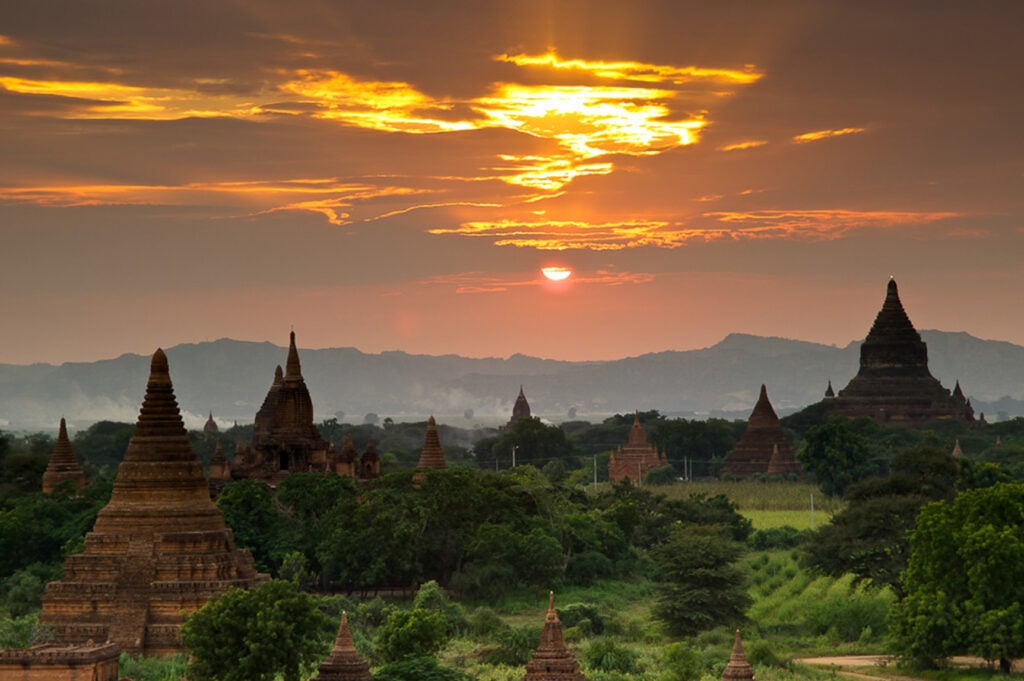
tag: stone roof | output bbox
[312,612,371,681]
[39,349,266,655]
[42,417,85,494]
[722,385,799,478]
[721,630,755,681]
[522,592,588,681]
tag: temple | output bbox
[0,642,120,681]
[42,417,86,494]
[203,411,219,435]
[607,413,667,484]
[231,332,331,482]
[503,386,533,430]
[722,385,799,478]
[522,592,588,681]
[721,630,755,681]
[414,416,447,480]
[817,279,975,424]
[39,349,266,656]
[312,612,371,681]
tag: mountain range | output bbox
[3,331,1024,432]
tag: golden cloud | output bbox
[718,140,768,152]
[704,209,959,238]
[792,127,865,143]
[499,51,761,85]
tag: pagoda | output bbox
[233,331,330,481]
[820,279,974,424]
[42,417,86,494]
[202,412,218,435]
[311,612,371,681]
[361,438,380,480]
[522,592,587,681]
[721,630,755,681]
[607,413,667,484]
[39,349,266,656]
[502,386,533,430]
[414,416,447,480]
[722,385,799,478]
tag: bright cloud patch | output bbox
[792,127,865,143]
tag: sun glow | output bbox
[541,266,573,281]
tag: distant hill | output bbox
[3,331,1024,432]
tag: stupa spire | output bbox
[522,592,587,680]
[285,330,302,381]
[416,416,447,472]
[721,630,754,681]
[42,417,86,494]
[312,611,371,681]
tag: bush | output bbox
[0,613,48,648]
[557,602,605,635]
[748,527,810,551]
[466,607,508,640]
[566,551,615,585]
[376,608,449,663]
[746,639,789,668]
[119,654,190,681]
[374,656,471,681]
[479,625,538,666]
[657,642,703,681]
[584,638,641,674]
[644,466,679,485]
[805,593,891,642]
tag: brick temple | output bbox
[502,385,532,430]
[607,413,667,484]
[522,593,588,681]
[722,385,799,478]
[312,611,371,681]
[39,349,266,656]
[817,279,975,424]
[42,417,86,494]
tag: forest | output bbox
[1,411,1024,680]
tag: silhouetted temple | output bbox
[312,611,371,681]
[607,413,667,484]
[503,385,532,430]
[414,416,447,481]
[721,630,755,681]
[722,385,799,478]
[42,417,86,494]
[522,593,588,681]
[818,279,975,424]
[202,411,218,435]
[232,332,330,482]
[39,349,265,655]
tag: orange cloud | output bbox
[792,127,865,143]
[704,209,959,238]
[718,140,768,151]
[429,219,676,251]
[500,51,762,85]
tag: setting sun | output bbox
[541,266,573,281]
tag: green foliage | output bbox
[0,612,48,648]
[652,525,751,637]
[485,417,576,470]
[804,593,891,642]
[216,479,298,574]
[803,447,960,592]
[749,527,810,551]
[119,654,190,681]
[657,642,703,681]
[584,637,642,673]
[414,580,467,636]
[181,580,332,681]
[1,562,63,616]
[643,465,678,485]
[374,656,472,681]
[557,602,605,635]
[798,418,881,496]
[71,421,134,469]
[376,607,450,663]
[895,482,1024,671]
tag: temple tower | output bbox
[311,612,371,681]
[42,418,86,494]
[607,413,667,484]
[722,385,799,478]
[415,416,448,477]
[361,438,380,480]
[522,592,588,681]
[823,279,975,423]
[202,412,219,436]
[721,630,755,681]
[39,349,266,656]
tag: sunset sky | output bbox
[3,1,1022,364]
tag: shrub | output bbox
[557,602,605,635]
[657,642,703,681]
[748,527,810,551]
[374,656,471,681]
[805,593,891,642]
[584,638,641,674]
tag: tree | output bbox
[798,417,880,496]
[803,447,960,592]
[375,607,449,663]
[652,525,750,637]
[895,483,1024,672]
[216,480,298,574]
[181,580,332,681]
[373,656,471,681]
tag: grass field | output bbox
[743,509,830,530]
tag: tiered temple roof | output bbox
[42,417,86,494]
[416,416,448,473]
[522,593,588,681]
[824,279,974,424]
[312,612,371,681]
[608,413,667,484]
[722,385,799,478]
[502,386,533,431]
[39,349,266,656]
[234,332,329,481]
[203,412,218,435]
[721,630,755,681]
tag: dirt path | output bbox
[798,655,1021,677]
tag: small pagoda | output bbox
[502,386,533,430]
[42,417,86,494]
[522,592,588,681]
[819,279,975,424]
[607,413,667,484]
[312,612,371,681]
[721,630,755,681]
[413,416,447,481]
[722,385,799,478]
[39,349,266,655]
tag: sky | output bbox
[2,0,1022,365]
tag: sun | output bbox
[541,266,573,281]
